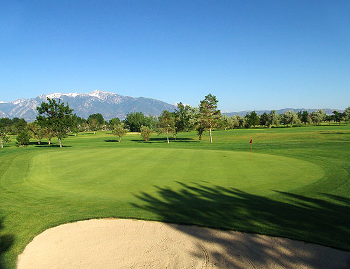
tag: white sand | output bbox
[17,219,350,269]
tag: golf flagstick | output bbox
[250,139,253,161]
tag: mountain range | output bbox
[0,90,343,122]
[0,90,176,122]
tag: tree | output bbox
[344,107,350,122]
[124,112,147,132]
[281,111,299,127]
[218,114,233,130]
[259,112,269,127]
[0,129,10,148]
[112,123,128,142]
[87,113,105,126]
[12,118,27,135]
[249,111,260,128]
[70,115,80,136]
[37,98,74,148]
[231,115,241,129]
[109,118,121,129]
[87,113,105,134]
[158,110,175,143]
[140,125,153,141]
[28,122,45,144]
[300,111,311,126]
[42,126,55,145]
[88,118,99,134]
[333,111,343,125]
[199,94,221,143]
[16,130,31,147]
[311,110,326,126]
[174,102,196,132]
[268,110,280,127]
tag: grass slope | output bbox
[0,126,349,268]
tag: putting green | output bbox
[25,148,324,199]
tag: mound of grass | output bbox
[0,126,349,268]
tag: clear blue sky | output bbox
[1,0,349,112]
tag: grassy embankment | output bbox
[0,125,349,268]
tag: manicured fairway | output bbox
[0,126,349,268]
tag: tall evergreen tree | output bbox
[199,94,220,143]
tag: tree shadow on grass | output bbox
[0,219,14,269]
[132,137,199,143]
[132,182,350,268]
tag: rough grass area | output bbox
[0,125,349,268]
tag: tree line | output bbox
[0,94,349,148]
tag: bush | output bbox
[140,126,152,141]
[16,130,31,147]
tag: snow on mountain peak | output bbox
[46,93,63,99]
[88,90,114,100]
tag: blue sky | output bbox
[1,0,349,112]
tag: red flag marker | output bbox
[250,139,253,160]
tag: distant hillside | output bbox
[224,108,343,117]
[0,90,176,122]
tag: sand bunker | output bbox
[17,219,350,269]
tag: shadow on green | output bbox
[131,137,199,143]
[0,219,14,269]
[132,182,350,267]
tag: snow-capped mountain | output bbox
[0,90,175,122]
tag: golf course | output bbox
[0,125,350,268]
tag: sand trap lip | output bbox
[17,218,350,269]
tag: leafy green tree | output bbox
[109,118,121,129]
[140,125,153,141]
[124,112,147,132]
[28,122,45,144]
[250,111,260,127]
[87,113,105,125]
[244,111,259,128]
[218,114,233,130]
[281,111,299,127]
[70,115,80,136]
[333,110,343,125]
[0,129,10,148]
[87,113,105,133]
[231,115,240,129]
[12,118,27,134]
[268,110,280,127]
[37,98,74,148]
[300,111,311,126]
[0,118,12,129]
[259,112,269,127]
[112,123,128,142]
[325,115,333,125]
[311,110,326,126]
[199,94,221,143]
[43,126,55,145]
[88,118,99,134]
[144,115,158,130]
[158,110,175,143]
[344,107,350,122]
[195,121,206,140]
[174,102,196,132]
[16,130,31,147]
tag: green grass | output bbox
[0,126,350,268]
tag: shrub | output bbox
[140,125,152,141]
[16,130,31,147]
